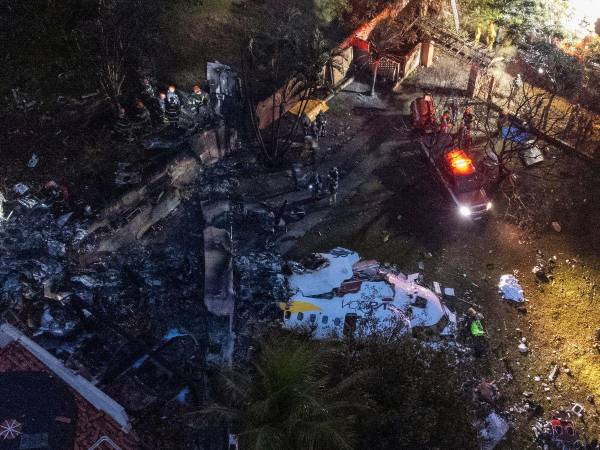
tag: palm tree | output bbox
[194,337,356,450]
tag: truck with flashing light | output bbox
[411,94,492,220]
[420,135,492,220]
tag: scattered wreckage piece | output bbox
[202,200,235,364]
[533,416,582,449]
[86,155,202,253]
[203,201,234,318]
[479,412,509,450]
[281,248,457,339]
[498,275,524,303]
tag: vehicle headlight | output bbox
[486,202,493,210]
[459,205,472,217]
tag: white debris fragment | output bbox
[14,183,29,195]
[548,365,559,382]
[71,275,98,288]
[56,212,73,227]
[433,281,442,294]
[551,221,562,232]
[479,412,509,450]
[518,343,529,354]
[443,287,455,297]
[498,274,524,303]
[288,248,359,296]
[28,153,39,168]
[572,403,584,417]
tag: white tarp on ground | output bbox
[498,274,524,303]
[288,248,359,297]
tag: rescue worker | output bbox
[302,115,312,137]
[439,110,451,134]
[564,103,581,137]
[496,110,509,137]
[142,77,156,99]
[486,21,496,51]
[508,74,523,108]
[315,111,327,139]
[327,167,339,206]
[474,24,482,45]
[463,105,474,130]
[156,92,168,124]
[133,99,151,131]
[166,85,180,106]
[513,74,523,89]
[449,98,459,125]
[456,123,472,150]
[310,172,323,200]
[189,84,209,115]
[165,94,181,126]
[114,107,133,142]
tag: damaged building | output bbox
[0,323,140,450]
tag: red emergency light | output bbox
[446,149,475,175]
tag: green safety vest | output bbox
[470,320,485,337]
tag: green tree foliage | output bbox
[242,7,336,164]
[314,0,351,23]
[0,0,196,98]
[1,0,98,95]
[207,336,356,450]
[528,41,583,94]
[459,0,568,43]
[204,330,478,450]
[329,331,478,450]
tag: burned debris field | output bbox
[1,0,600,449]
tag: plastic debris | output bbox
[498,275,524,302]
[163,328,187,341]
[176,386,190,404]
[28,153,39,168]
[71,275,98,288]
[518,342,529,354]
[56,212,73,227]
[47,240,66,257]
[548,365,559,382]
[479,412,509,450]
[13,183,29,195]
[571,403,584,417]
[551,221,561,232]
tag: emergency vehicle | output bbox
[422,139,492,219]
[411,94,492,220]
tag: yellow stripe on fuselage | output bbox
[278,301,322,313]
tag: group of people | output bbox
[113,78,212,142]
[302,111,327,141]
[436,100,476,150]
[309,166,340,205]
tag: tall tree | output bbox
[241,8,337,165]
[197,336,356,450]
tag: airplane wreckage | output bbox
[279,248,457,339]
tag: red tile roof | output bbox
[0,327,141,450]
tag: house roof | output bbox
[0,323,140,450]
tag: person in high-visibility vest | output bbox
[474,24,482,45]
[486,21,497,51]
